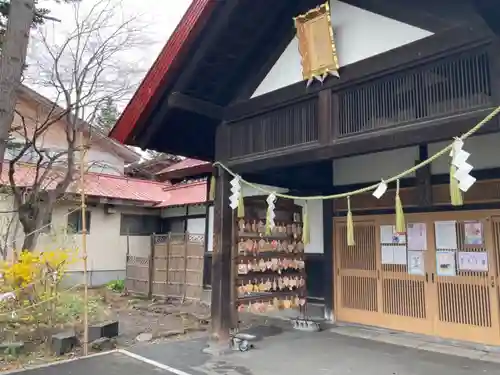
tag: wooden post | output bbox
[318,89,333,145]
[148,234,155,299]
[79,132,89,356]
[210,166,233,343]
[416,145,432,207]
[323,198,334,321]
[183,232,189,302]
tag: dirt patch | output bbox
[0,288,211,372]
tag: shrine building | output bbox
[111,0,500,346]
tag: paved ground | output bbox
[8,317,500,375]
[7,352,175,375]
[127,322,500,375]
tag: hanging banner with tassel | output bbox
[346,196,355,246]
[302,201,310,245]
[209,175,216,201]
[394,179,406,234]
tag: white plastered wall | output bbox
[252,0,432,98]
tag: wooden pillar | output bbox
[322,198,334,321]
[318,89,333,144]
[321,160,335,322]
[210,166,233,343]
[416,144,432,207]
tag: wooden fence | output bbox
[125,233,205,300]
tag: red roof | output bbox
[1,163,207,207]
[156,158,210,175]
[157,181,208,207]
[109,0,215,144]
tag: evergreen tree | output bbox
[96,96,120,133]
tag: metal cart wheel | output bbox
[238,340,250,352]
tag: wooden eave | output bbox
[109,0,480,161]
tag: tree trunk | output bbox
[0,0,35,176]
[21,229,38,252]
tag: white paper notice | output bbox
[408,251,425,276]
[393,245,407,265]
[381,245,394,264]
[436,250,456,276]
[407,223,427,251]
[458,251,488,272]
[434,221,458,250]
[380,225,406,244]
[380,225,395,244]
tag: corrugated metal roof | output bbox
[1,163,207,207]
[156,158,210,175]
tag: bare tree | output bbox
[5,0,145,251]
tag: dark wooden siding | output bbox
[228,98,318,158]
[337,47,492,136]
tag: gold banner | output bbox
[294,2,339,84]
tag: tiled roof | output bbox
[156,158,210,175]
[1,163,206,207]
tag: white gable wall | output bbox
[252,0,433,98]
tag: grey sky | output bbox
[30,0,193,108]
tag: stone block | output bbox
[51,331,77,356]
[0,342,24,355]
[90,337,115,351]
[88,321,119,342]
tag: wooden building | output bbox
[111,0,500,345]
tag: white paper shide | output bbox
[450,138,476,192]
[229,176,242,210]
[266,193,277,230]
[372,180,388,199]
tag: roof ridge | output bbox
[86,171,171,186]
[163,179,207,191]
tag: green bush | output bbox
[106,279,125,293]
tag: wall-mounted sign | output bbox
[294,2,339,85]
[458,251,488,272]
[464,221,483,245]
[436,250,456,276]
[408,250,425,276]
[380,225,406,244]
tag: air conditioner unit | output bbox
[104,205,117,215]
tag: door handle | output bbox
[431,273,435,283]
[491,276,495,288]
[377,270,380,280]
[425,272,428,282]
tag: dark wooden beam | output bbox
[473,0,500,36]
[228,108,499,173]
[168,92,223,120]
[174,1,242,94]
[138,1,236,149]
